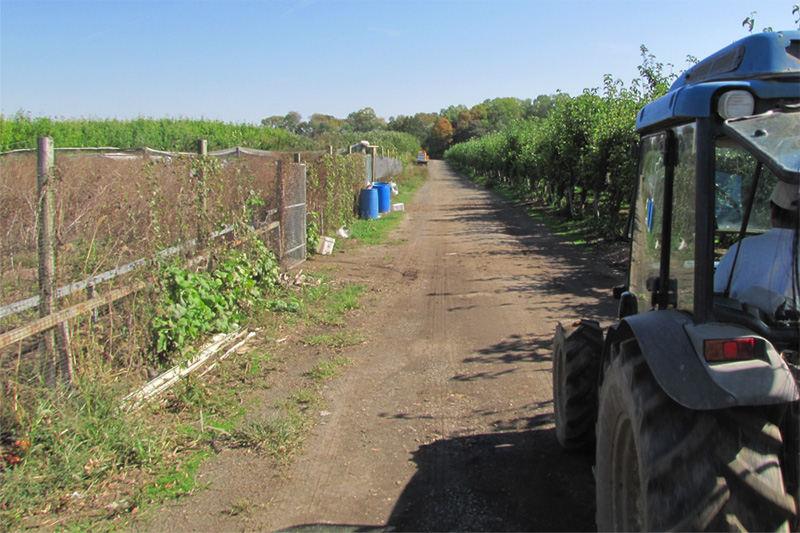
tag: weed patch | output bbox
[304,331,364,349]
[307,357,350,382]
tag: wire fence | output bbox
[0,139,373,386]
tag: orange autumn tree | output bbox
[428,116,453,158]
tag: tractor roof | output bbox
[636,30,800,134]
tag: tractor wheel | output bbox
[552,319,603,451]
[596,338,796,532]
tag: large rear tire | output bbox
[596,338,796,531]
[552,320,603,450]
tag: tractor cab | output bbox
[623,31,800,355]
[553,31,800,532]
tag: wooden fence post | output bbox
[197,139,208,247]
[37,136,73,386]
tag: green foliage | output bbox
[445,48,676,240]
[344,107,386,132]
[307,152,365,236]
[323,130,421,155]
[150,239,280,363]
[307,211,321,253]
[150,264,231,357]
[267,297,301,313]
[0,376,159,529]
[261,111,303,133]
[306,113,347,137]
[0,113,317,153]
[388,112,437,148]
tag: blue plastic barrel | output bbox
[359,187,379,219]
[372,182,391,213]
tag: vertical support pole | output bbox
[371,146,378,183]
[276,160,285,262]
[37,137,73,385]
[294,153,301,163]
[37,137,57,387]
[197,139,208,248]
[328,145,333,155]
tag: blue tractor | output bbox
[552,31,800,531]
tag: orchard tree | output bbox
[634,45,677,101]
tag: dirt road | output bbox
[149,160,624,532]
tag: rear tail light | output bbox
[704,338,758,362]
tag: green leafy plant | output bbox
[149,239,280,363]
[267,297,301,313]
[306,211,321,253]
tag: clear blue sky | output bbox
[1,0,797,124]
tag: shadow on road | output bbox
[428,176,625,328]
[275,426,596,533]
[386,428,596,532]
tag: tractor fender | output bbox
[603,309,798,410]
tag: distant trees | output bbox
[252,97,561,158]
[307,114,346,137]
[388,112,437,148]
[344,107,386,132]
[429,117,454,158]
[261,111,303,133]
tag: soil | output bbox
[140,161,626,532]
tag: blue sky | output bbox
[1,0,797,124]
